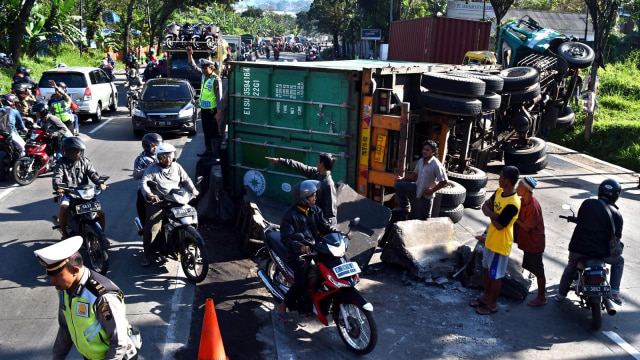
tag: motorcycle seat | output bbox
[577,259,605,271]
[264,228,289,260]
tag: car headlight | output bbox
[133,108,146,118]
[178,103,194,118]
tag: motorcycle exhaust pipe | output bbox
[603,298,617,316]
[257,269,285,301]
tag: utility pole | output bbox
[79,0,83,55]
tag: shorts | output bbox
[522,251,545,278]
[482,246,509,280]
[60,195,70,205]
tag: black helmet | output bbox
[2,94,19,107]
[598,178,621,203]
[13,82,30,95]
[22,68,32,77]
[142,133,163,153]
[58,82,67,91]
[63,136,87,158]
[30,101,49,118]
[16,65,27,75]
[293,180,320,207]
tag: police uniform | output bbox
[189,58,222,156]
[34,237,138,360]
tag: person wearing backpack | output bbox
[1,94,27,156]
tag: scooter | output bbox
[52,176,110,274]
[124,83,141,117]
[134,177,209,283]
[0,53,13,68]
[191,23,219,51]
[13,128,56,186]
[559,203,617,330]
[256,218,378,354]
[165,22,180,49]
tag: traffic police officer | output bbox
[186,46,223,160]
[34,236,139,360]
[48,80,79,136]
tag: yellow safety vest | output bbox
[50,96,73,123]
[199,74,218,109]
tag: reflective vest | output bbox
[199,74,218,109]
[50,96,73,123]
[60,271,127,360]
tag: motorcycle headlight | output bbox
[133,108,146,118]
[178,103,194,119]
[77,187,95,200]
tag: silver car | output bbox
[36,67,118,122]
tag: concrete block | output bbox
[381,217,460,278]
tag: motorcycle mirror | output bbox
[562,203,571,211]
[99,175,109,183]
[350,217,360,226]
[195,176,204,185]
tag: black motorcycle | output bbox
[52,176,110,274]
[125,83,141,117]
[134,178,208,283]
[0,129,23,181]
[559,203,617,329]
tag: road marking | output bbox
[161,264,192,360]
[89,118,113,134]
[0,184,18,201]
[540,170,567,182]
[602,331,640,359]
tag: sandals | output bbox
[476,305,499,315]
[469,298,486,308]
[609,295,623,306]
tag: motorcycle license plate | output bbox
[582,285,610,296]
[333,262,361,279]
[172,207,197,218]
[76,202,101,214]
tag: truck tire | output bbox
[507,84,541,104]
[436,180,466,208]
[439,204,464,223]
[421,92,482,116]
[558,42,595,69]
[464,188,487,208]
[556,105,575,128]
[447,71,504,92]
[514,154,548,174]
[504,137,546,166]
[421,72,485,97]
[447,166,488,192]
[499,67,539,91]
[478,92,501,110]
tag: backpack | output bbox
[0,108,11,133]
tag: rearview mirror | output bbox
[562,203,571,211]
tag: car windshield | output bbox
[142,83,191,101]
[38,73,87,88]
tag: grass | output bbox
[548,50,640,172]
[0,44,121,92]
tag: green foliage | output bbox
[548,51,640,171]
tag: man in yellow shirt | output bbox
[470,165,521,315]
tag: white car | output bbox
[36,67,118,122]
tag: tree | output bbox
[309,0,356,58]
[242,6,264,18]
[583,0,622,140]
[6,0,37,64]
[490,0,516,33]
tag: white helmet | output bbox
[156,143,176,159]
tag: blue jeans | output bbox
[558,251,624,296]
[394,181,435,220]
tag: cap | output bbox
[522,176,537,192]
[34,236,83,275]
[199,58,216,67]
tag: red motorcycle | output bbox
[13,128,56,186]
[257,218,378,354]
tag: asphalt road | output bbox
[2,52,640,359]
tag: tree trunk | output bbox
[123,0,137,55]
[584,62,600,141]
[8,0,37,64]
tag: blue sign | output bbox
[361,29,382,40]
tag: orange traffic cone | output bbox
[198,298,228,360]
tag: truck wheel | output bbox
[507,84,541,104]
[447,71,504,92]
[478,92,501,110]
[556,105,575,128]
[421,92,482,116]
[513,154,548,174]
[421,72,485,97]
[558,42,595,69]
[499,67,539,91]
[436,180,466,208]
[447,167,488,193]
[464,188,487,209]
[504,137,546,165]
[439,204,464,223]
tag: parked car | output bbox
[36,67,118,122]
[131,78,198,137]
[306,49,318,61]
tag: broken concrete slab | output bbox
[380,217,460,278]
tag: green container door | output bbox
[229,62,361,202]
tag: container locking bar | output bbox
[229,93,351,109]
[231,119,351,138]
[229,138,351,159]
